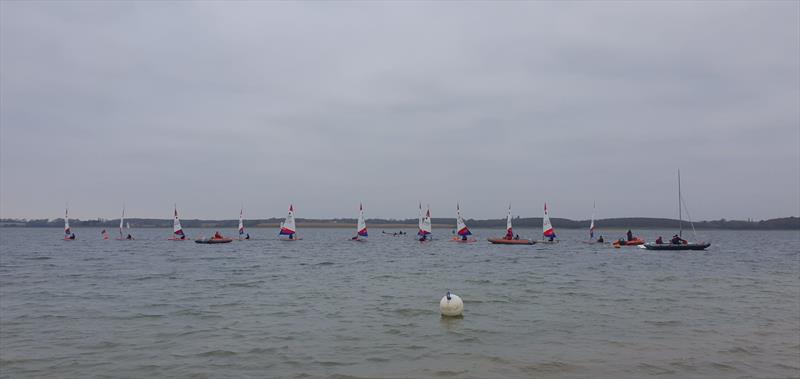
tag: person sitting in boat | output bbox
[126,234,133,240]
[68,233,76,240]
[351,236,359,240]
[288,233,295,240]
[461,235,468,241]
[626,229,634,241]
[655,236,663,244]
[514,234,520,240]
[548,234,555,242]
[597,235,604,243]
[213,231,223,239]
[504,230,513,240]
[670,234,686,244]
[617,238,626,245]
[245,233,250,240]
[179,235,186,240]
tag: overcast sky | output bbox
[1,1,798,221]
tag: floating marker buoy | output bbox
[439,291,464,317]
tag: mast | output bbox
[590,201,595,239]
[678,169,682,238]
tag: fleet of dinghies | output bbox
[59,173,711,251]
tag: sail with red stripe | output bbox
[173,205,185,237]
[357,203,368,237]
[543,203,557,239]
[419,206,432,236]
[456,203,472,236]
[279,205,296,236]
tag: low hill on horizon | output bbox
[2,216,797,230]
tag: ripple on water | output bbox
[522,361,581,375]
[196,350,238,357]
[393,308,437,317]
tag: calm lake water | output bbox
[0,227,798,378]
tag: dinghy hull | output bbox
[642,243,710,251]
[195,238,233,244]
[613,238,646,247]
[487,238,534,245]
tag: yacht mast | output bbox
[678,169,682,238]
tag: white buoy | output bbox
[439,291,464,317]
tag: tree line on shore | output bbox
[2,217,797,230]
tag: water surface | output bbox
[1,228,798,378]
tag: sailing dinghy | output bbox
[238,208,249,240]
[169,205,188,240]
[582,202,608,244]
[351,203,368,241]
[642,170,711,251]
[536,203,559,244]
[116,206,133,240]
[418,204,432,241]
[279,205,300,241]
[451,203,476,243]
[63,207,75,240]
[488,205,534,245]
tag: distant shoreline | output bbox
[2,217,797,230]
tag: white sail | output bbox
[543,203,556,239]
[506,205,513,237]
[64,207,71,237]
[420,206,432,235]
[279,205,296,235]
[119,206,125,239]
[417,202,423,232]
[173,205,185,237]
[238,208,245,237]
[357,203,368,237]
[456,203,471,236]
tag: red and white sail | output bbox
[357,203,368,237]
[64,207,71,237]
[456,203,472,236]
[543,203,557,239]
[279,205,296,236]
[589,201,595,239]
[238,208,246,237]
[419,205,432,236]
[173,205,185,237]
